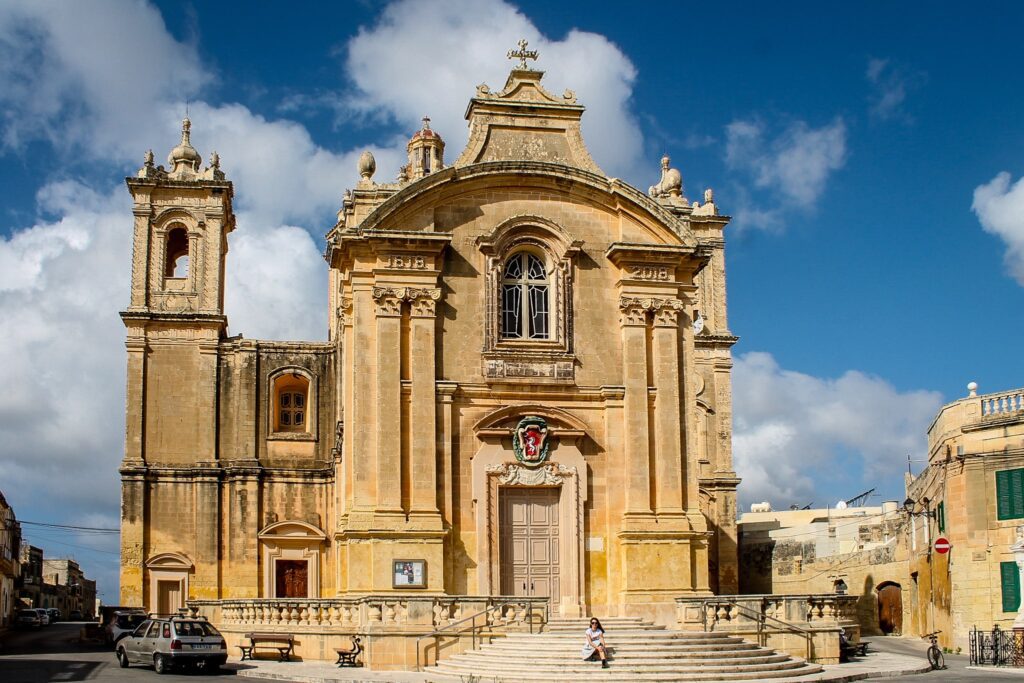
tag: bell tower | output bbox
[119,119,234,605]
[123,118,234,319]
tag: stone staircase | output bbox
[424,616,823,682]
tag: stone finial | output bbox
[210,151,220,170]
[507,38,539,70]
[144,149,154,167]
[397,165,409,182]
[358,150,376,180]
[968,381,978,397]
[648,154,683,199]
[704,188,714,204]
[168,117,202,178]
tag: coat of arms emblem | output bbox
[512,416,550,466]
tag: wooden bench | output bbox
[238,632,295,662]
[840,639,869,662]
[334,635,362,667]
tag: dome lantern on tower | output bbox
[168,117,202,178]
[406,116,445,181]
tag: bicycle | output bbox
[922,630,945,670]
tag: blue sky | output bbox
[1,0,1022,599]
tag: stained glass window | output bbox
[501,252,550,339]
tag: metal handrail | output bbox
[702,599,815,660]
[415,599,548,671]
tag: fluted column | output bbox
[373,287,403,513]
[408,288,441,516]
[651,298,684,514]
[619,297,652,516]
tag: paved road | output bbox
[0,622,300,683]
[867,635,1024,681]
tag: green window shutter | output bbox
[997,469,1024,520]
[937,502,945,533]
[1002,561,1021,613]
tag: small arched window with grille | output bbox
[500,251,550,340]
[273,373,310,432]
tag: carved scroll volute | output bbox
[618,297,649,327]
[651,298,684,327]
[338,296,354,327]
[371,287,404,317]
[407,288,442,318]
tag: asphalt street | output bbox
[867,635,1024,681]
[0,622,300,683]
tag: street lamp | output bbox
[902,496,935,518]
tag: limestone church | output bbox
[119,47,740,632]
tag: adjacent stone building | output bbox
[905,383,1024,651]
[0,491,20,630]
[119,51,740,638]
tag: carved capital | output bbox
[338,296,353,326]
[407,287,442,318]
[371,287,403,317]
[618,297,650,326]
[651,298,684,327]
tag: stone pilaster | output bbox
[619,297,652,517]
[372,286,403,514]
[651,298,684,515]
[408,289,442,519]
[119,469,146,606]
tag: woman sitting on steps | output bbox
[582,618,610,668]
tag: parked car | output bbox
[115,615,227,674]
[34,608,51,626]
[105,610,148,646]
[47,608,61,623]
[69,609,84,620]
[16,609,42,628]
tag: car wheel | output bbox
[154,653,168,675]
[117,648,130,668]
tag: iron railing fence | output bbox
[969,625,1024,667]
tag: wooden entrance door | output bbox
[156,580,181,615]
[878,583,903,635]
[275,560,309,598]
[500,487,560,598]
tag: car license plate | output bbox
[191,644,212,649]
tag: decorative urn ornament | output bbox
[512,416,550,466]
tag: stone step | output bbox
[482,643,765,656]
[451,649,788,662]
[427,663,823,682]
[435,658,811,674]
[449,652,794,667]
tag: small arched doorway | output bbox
[877,581,903,635]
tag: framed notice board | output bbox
[393,560,427,588]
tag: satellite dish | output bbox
[836,500,848,510]
[692,313,705,335]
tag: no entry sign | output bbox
[934,537,951,554]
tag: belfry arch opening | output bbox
[165,226,189,278]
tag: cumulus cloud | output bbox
[344,0,644,180]
[0,0,210,158]
[973,171,1024,285]
[866,57,925,122]
[724,117,847,230]
[733,352,942,510]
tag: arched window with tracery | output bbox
[500,251,550,339]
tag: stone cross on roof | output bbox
[507,38,539,70]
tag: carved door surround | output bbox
[258,520,327,599]
[145,552,193,613]
[472,405,588,617]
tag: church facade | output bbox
[119,53,739,628]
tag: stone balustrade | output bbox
[187,595,545,632]
[186,595,548,669]
[676,593,859,664]
[981,388,1024,419]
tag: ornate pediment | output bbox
[454,44,601,173]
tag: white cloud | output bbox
[724,117,847,231]
[344,0,645,180]
[866,57,924,122]
[733,352,943,510]
[973,171,1024,285]
[0,0,210,158]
